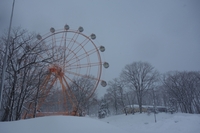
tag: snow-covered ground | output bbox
[100,113,200,133]
[0,113,200,133]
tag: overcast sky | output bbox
[1,0,200,97]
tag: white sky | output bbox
[1,0,200,96]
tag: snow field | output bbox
[100,113,200,133]
[0,113,200,133]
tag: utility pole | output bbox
[0,0,15,110]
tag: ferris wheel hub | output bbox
[49,65,64,76]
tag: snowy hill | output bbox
[100,113,200,133]
[1,113,200,133]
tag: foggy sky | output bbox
[1,0,200,97]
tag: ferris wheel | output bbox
[32,24,109,116]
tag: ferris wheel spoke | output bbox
[51,34,57,54]
[65,32,80,60]
[66,38,90,63]
[62,48,81,70]
[70,37,89,54]
[66,62,101,70]
[59,32,66,47]
[66,48,98,66]
[65,70,100,81]
[63,32,67,70]
[65,46,85,65]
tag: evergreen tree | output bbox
[168,98,176,114]
[98,99,109,119]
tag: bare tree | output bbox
[104,78,126,114]
[69,76,97,115]
[163,71,200,113]
[0,28,54,121]
[121,61,159,113]
[193,72,200,113]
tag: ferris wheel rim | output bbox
[35,28,105,99]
